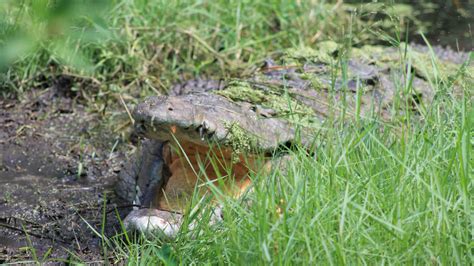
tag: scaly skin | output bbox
[117,42,471,237]
[133,94,298,152]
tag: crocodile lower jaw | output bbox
[123,140,269,237]
[123,208,183,238]
[123,205,225,238]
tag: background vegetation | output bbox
[1,0,430,97]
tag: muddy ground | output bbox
[0,84,134,263]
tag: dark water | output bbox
[348,0,473,51]
[408,0,473,51]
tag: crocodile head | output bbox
[122,92,296,236]
[133,93,299,153]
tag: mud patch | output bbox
[0,88,131,263]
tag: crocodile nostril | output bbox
[168,107,173,111]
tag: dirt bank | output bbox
[0,86,131,263]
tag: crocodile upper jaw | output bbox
[133,93,298,152]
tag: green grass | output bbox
[106,87,472,264]
[105,49,471,264]
[1,0,472,264]
[1,0,416,97]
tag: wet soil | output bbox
[0,88,132,263]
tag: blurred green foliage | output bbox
[0,0,112,68]
[0,0,111,84]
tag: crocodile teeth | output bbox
[133,185,142,210]
[199,126,205,140]
[199,119,216,140]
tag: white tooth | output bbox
[133,185,142,210]
[202,119,216,133]
[200,126,204,140]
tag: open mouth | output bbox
[153,139,256,212]
[122,136,265,237]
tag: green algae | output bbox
[214,42,470,152]
[215,80,268,104]
[407,50,473,82]
[350,43,473,85]
[281,41,470,97]
[350,45,392,65]
[299,72,329,90]
[215,80,316,125]
[223,121,258,156]
[284,41,338,65]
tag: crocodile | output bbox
[116,42,471,237]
